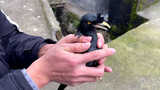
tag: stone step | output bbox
[0,0,61,41]
[137,1,160,20]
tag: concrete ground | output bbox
[0,0,60,41]
[0,1,109,90]
[0,0,61,89]
[137,1,160,20]
[1,0,160,90]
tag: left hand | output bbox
[38,33,114,73]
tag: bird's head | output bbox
[78,14,111,33]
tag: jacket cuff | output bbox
[31,38,56,61]
[21,69,39,90]
[10,70,33,90]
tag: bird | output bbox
[57,13,111,90]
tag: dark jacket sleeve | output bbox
[0,9,56,69]
[0,9,56,90]
[0,70,33,90]
[5,32,56,69]
[5,32,45,69]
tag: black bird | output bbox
[57,14,111,90]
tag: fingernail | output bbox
[98,42,102,48]
[105,67,112,73]
[108,67,112,73]
[83,36,92,42]
[82,42,90,48]
[110,48,116,54]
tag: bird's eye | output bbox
[87,22,91,25]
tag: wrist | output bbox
[21,69,39,90]
[26,57,51,89]
[38,44,54,57]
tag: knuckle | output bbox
[70,79,77,84]
[64,34,75,42]
[92,52,99,59]
[67,34,74,38]
[70,83,78,86]
[69,78,79,85]
[97,33,103,37]
[98,70,104,77]
[59,44,67,49]
[106,49,113,56]
[74,44,80,51]
[71,70,80,78]
[69,59,78,67]
[93,77,99,82]
[104,44,108,48]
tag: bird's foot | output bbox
[75,31,83,38]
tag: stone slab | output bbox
[137,1,160,20]
[0,0,60,41]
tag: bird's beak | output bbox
[94,21,111,31]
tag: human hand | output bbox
[29,34,115,88]
[56,33,114,73]
[96,33,114,73]
[38,33,113,72]
[38,34,92,57]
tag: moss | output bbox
[128,0,139,29]
[52,7,80,28]
[67,12,80,28]
[137,0,160,11]
[137,0,147,11]
[109,0,147,40]
[103,19,160,89]
[128,0,148,30]
[146,0,160,8]
[107,18,160,77]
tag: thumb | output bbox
[62,42,91,53]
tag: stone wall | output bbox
[137,0,160,11]
[0,0,61,41]
[69,0,109,15]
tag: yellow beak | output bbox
[94,21,111,31]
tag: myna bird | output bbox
[57,13,111,90]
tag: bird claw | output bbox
[75,31,83,38]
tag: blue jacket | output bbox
[0,10,55,89]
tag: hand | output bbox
[39,33,113,72]
[29,34,116,89]
[38,34,92,57]
[96,33,114,72]
[56,33,114,72]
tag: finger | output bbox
[58,34,92,44]
[97,33,105,48]
[102,44,108,49]
[104,66,112,72]
[98,44,109,65]
[69,77,99,86]
[98,58,106,65]
[62,42,91,53]
[69,82,82,86]
[57,34,77,44]
[82,64,105,77]
[78,35,92,43]
[70,76,101,86]
[80,48,116,63]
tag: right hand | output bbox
[27,34,116,89]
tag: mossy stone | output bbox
[104,18,160,89]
